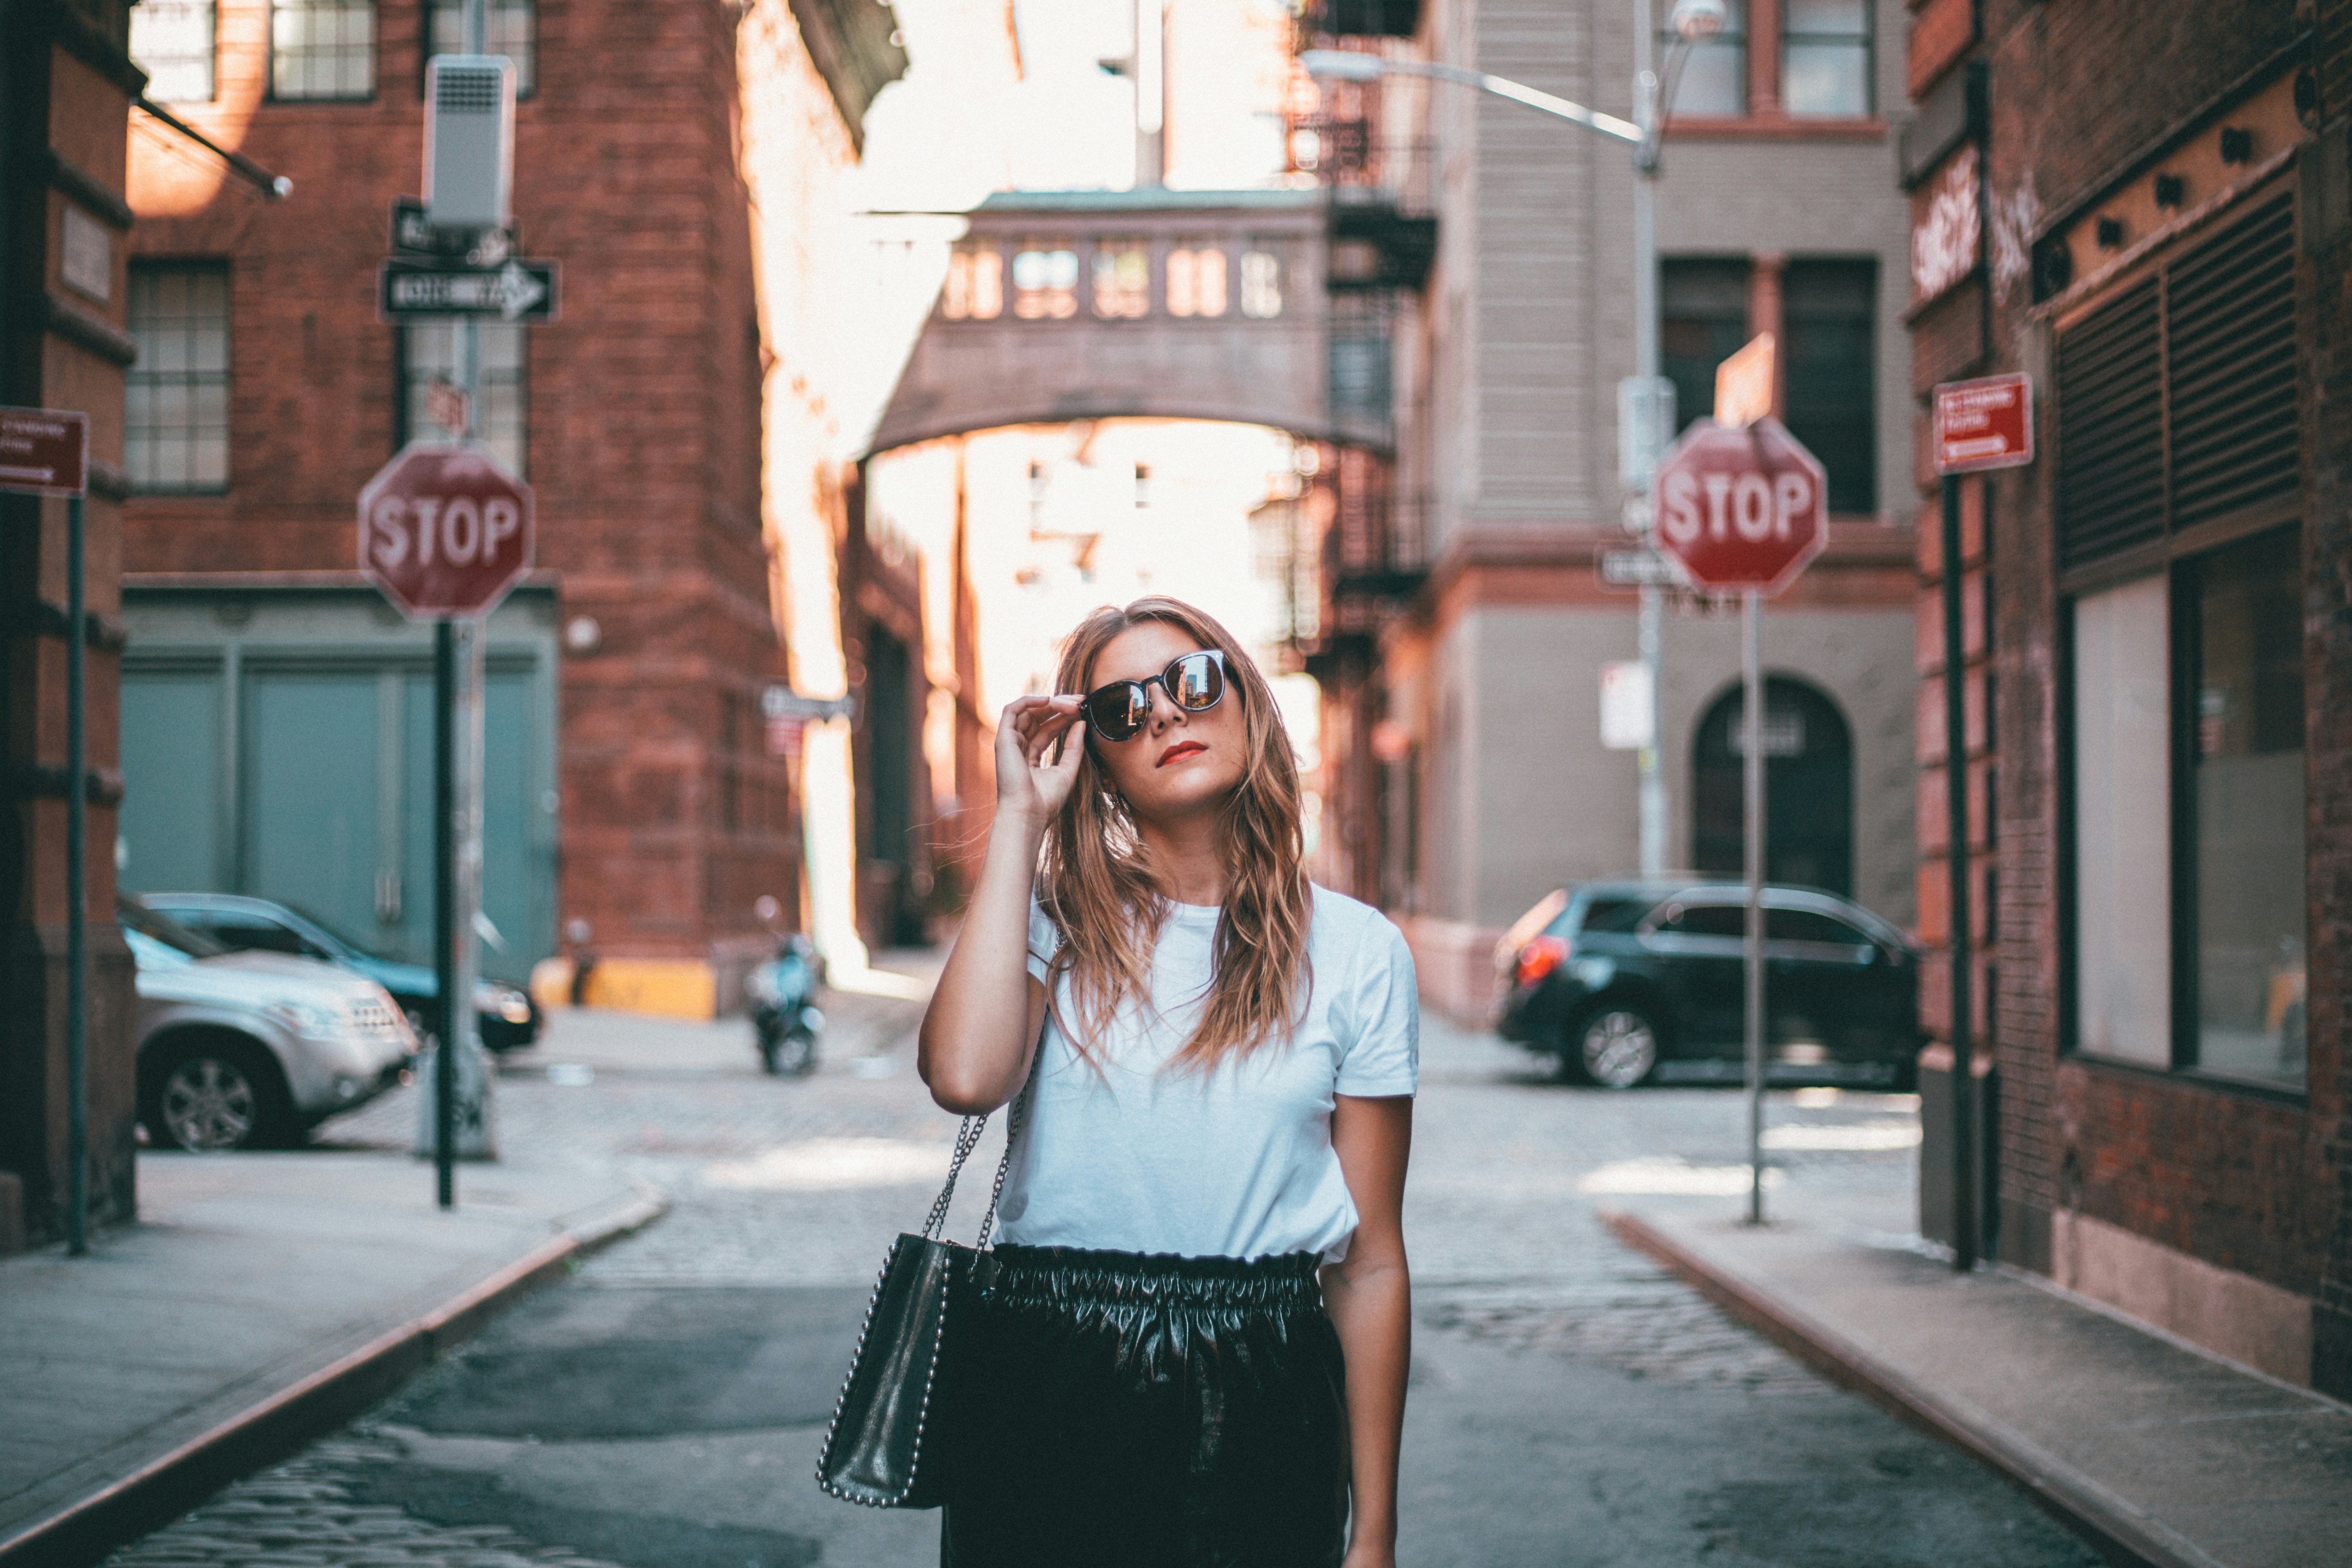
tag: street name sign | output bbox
[1652,416,1828,596]
[380,257,558,322]
[0,407,88,496]
[392,196,513,264]
[359,443,535,619]
[1932,372,2034,474]
[1713,332,1776,429]
[1597,548,1685,588]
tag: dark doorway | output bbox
[1692,677,1854,896]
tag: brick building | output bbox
[111,0,919,1011]
[1903,0,2352,1395]
[2,0,145,1249]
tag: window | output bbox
[2183,529,2305,1085]
[1240,248,1283,318]
[942,247,1002,319]
[1664,0,1745,116]
[1167,246,1227,317]
[1092,242,1150,319]
[2070,575,2171,1067]
[1654,903,1745,939]
[1661,258,1751,435]
[271,0,374,100]
[1782,0,1872,117]
[428,0,535,94]
[1782,259,1875,514]
[1011,246,1077,319]
[127,263,231,493]
[1766,908,1871,947]
[400,322,527,476]
[131,0,216,103]
[2061,194,2307,1090]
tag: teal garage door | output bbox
[119,626,556,984]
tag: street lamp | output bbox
[1302,0,1724,881]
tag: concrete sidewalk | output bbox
[0,1147,663,1567]
[1605,1189,2352,1568]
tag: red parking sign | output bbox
[359,444,534,619]
[1652,417,1828,596]
[1932,373,2034,475]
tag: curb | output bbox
[0,1190,668,1568]
[1600,1209,2220,1568]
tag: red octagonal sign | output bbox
[359,443,534,619]
[1653,416,1828,596]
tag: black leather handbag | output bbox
[815,1098,1022,1508]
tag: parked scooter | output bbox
[747,913,825,1077]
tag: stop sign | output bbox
[1652,417,1827,595]
[359,443,534,618]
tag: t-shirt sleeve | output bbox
[1334,912,1418,1097]
[1026,897,1062,986]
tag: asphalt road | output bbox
[104,978,2101,1568]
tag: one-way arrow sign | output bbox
[380,258,559,322]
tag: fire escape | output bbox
[1284,4,1434,682]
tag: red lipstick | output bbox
[1157,740,1206,767]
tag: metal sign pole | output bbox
[1743,587,1766,1224]
[65,493,88,1255]
[1941,472,1978,1269]
[434,618,457,1207]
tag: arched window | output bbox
[1692,676,1854,896]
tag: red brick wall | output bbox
[1909,1,2349,1379]
[122,0,802,962]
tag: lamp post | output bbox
[1302,0,1725,883]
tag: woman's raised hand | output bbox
[997,694,1085,825]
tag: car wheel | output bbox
[1571,1007,1661,1089]
[143,1037,294,1152]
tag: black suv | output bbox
[1495,879,1922,1089]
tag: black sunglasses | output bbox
[1080,650,1228,742]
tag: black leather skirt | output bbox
[940,1244,1350,1568]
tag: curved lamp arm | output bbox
[1299,50,1641,145]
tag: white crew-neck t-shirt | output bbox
[993,883,1418,1262]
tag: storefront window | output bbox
[2187,527,2305,1085]
[2070,573,2171,1067]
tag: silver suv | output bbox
[122,900,417,1151]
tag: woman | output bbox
[919,596,1417,1568]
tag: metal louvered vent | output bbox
[2166,195,2299,532]
[2055,192,2304,574]
[2057,278,2163,569]
[437,64,503,114]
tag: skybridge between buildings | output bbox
[867,188,1394,456]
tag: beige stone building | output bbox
[1295,0,1919,1015]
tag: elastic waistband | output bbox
[986,1244,1325,1312]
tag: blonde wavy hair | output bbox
[1036,597,1312,1072]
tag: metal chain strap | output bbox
[918,1113,989,1241]
[974,1072,1030,1249]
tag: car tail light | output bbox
[1515,935,1570,988]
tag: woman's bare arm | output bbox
[918,694,1083,1114]
[1323,1093,1413,1568]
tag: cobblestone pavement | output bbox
[105,963,2098,1568]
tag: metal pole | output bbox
[65,494,87,1255]
[434,617,457,1208]
[1633,0,1668,879]
[1941,472,1977,1269]
[1743,588,1765,1224]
